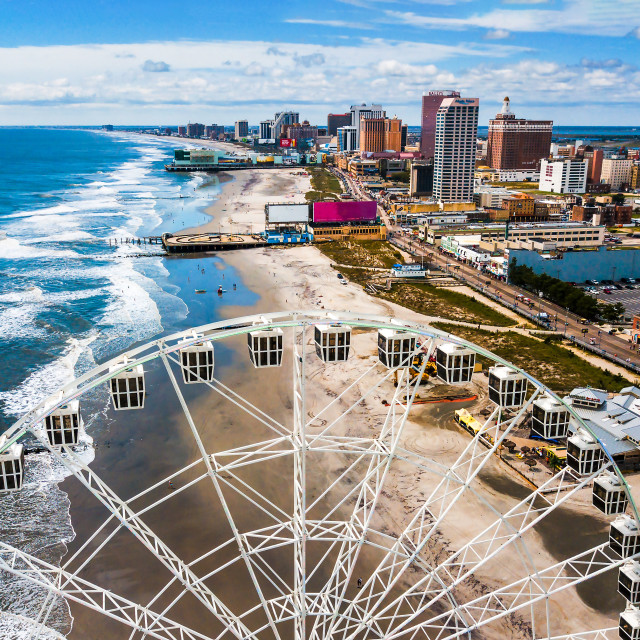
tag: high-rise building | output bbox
[327,113,351,136]
[486,97,553,171]
[259,120,273,140]
[539,158,588,194]
[186,123,205,138]
[178,126,187,136]
[337,126,357,153]
[420,90,460,159]
[433,96,479,203]
[601,158,633,190]
[631,163,640,190]
[410,161,434,196]
[359,117,402,153]
[234,120,249,139]
[283,121,319,141]
[350,104,384,148]
[272,111,299,139]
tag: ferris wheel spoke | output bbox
[165,351,289,438]
[390,542,636,640]
[309,355,431,640]
[308,337,433,447]
[26,423,255,640]
[0,542,218,640]
[356,464,602,639]
[330,388,541,640]
[162,355,287,640]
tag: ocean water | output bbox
[0,128,257,638]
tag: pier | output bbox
[162,232,270,253]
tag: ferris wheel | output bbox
[1,310,639,640]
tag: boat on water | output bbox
[195,289,206,294]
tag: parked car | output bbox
[626,285,635,289]
[603,288,613,294]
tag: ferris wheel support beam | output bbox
[334,389,540,640]
[393,543,638,640]
[161,354,285,640]
[361,464,602,639]
[293,322,309,640]
[309,343,433,640]
[0,543,218,640]
[24,424,255,640]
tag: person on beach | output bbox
[357,578,362,589]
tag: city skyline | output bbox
[0,0,639,125]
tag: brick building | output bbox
[487,97,552,171]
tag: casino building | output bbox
[487,97,553,172]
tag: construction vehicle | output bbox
[393,353,437,386]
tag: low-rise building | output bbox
[424,222,604,248]
[565,387,640,471]
[390,264,426,278]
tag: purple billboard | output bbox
[312,201,377,225]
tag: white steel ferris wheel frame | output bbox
[0,310,638,640]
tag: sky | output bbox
[0,0,639,126]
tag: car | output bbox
[630,279,637,284]
[580,319,590,325]
[609,328,617,334]
[341,279,348,285]
[626,285,635,289]
[613,284,622,290]
[602,280,613,285]
[621,278,630,283]
[337,273,344,279]
[603,288,613,294]
[591,280,600,285]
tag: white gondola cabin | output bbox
[435,343,475,384]
[488,365,528,408]
[593,471,628,515]
[531,395,570,440]
[618,607,640,640]
[109,358,145,410]
[0,435,24,492]
[566,428,604,476]
[621,607,640,640]
[43,393,81,447]
[248,328,283,368]
[179,335,214,384]
[377,329,416,369]
[620,562,640,605]
[611,516,640,558]
[314,324,351,363]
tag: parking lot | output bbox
[592,287,640,316]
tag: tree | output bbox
[612,193,626,206]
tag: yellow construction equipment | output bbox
[393,353,436,386]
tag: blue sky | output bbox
[0,0,638,126]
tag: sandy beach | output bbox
[63,166,622,640]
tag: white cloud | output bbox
[142,60,170,73]
[386,0,640,37]
[484,29,511,39]
[285,18,375,29]
[0,38,637,125]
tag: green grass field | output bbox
[379,283,516,327]
[305,167,342,201]
[432,322,632,393]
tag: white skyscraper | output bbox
[433,96,479,203]
[539,158,588,194]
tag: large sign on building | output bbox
[312,201,377,225]
[279,138,297,148]
[266,203,310,224]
